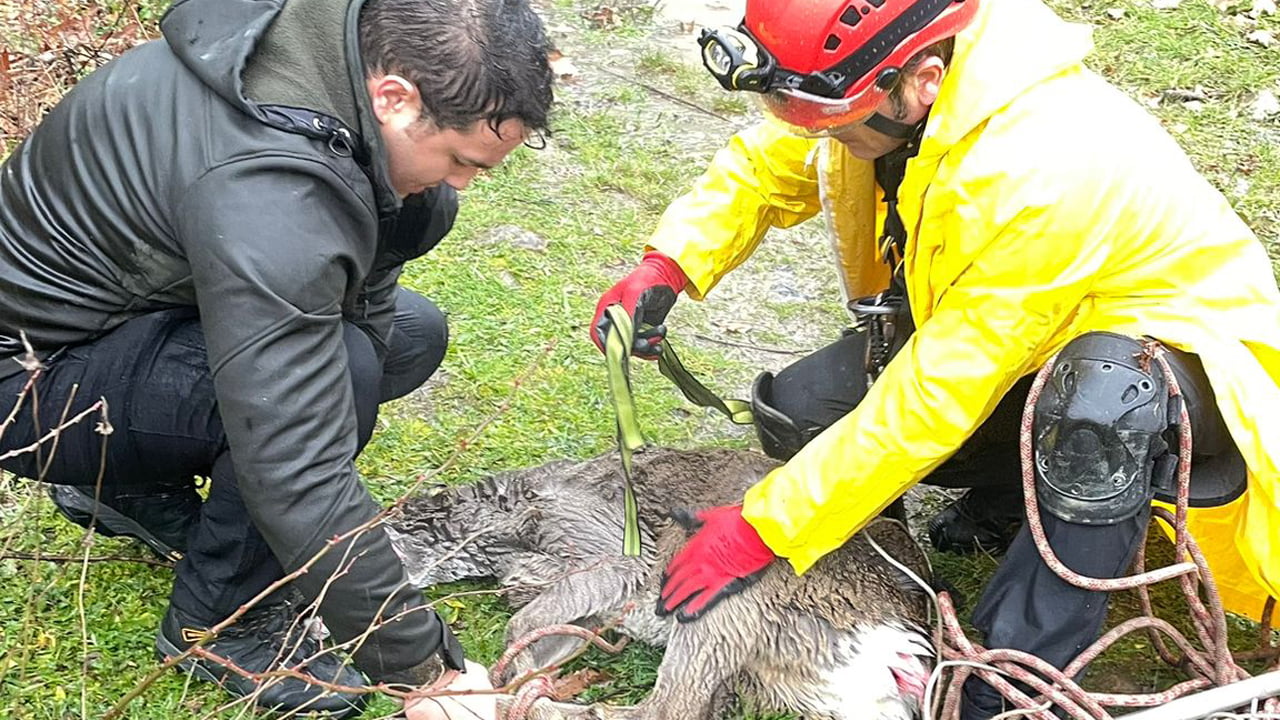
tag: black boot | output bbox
[927,487,1024,555]
[48,482,202,562]
[156,599,367,718]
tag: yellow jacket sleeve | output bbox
[742,186,1113,574]
[646,122,823,300]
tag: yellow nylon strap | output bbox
[603,304,644,557]
[602,305,757,556]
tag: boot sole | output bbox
[154,631,365,719]
[48,485,183,562]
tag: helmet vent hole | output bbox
[1139,380,1152,392]
[867,0,886,7]
[839,7,862,26]
[1101,363,1113,372]
[824,34,842,51]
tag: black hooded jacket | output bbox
[0,0,458,681]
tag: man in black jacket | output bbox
[0,0,553,715]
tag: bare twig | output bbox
[105,341,558,718]
[596,66,732,123]
[0,397,106,462]
[691,332,812,356]
[0,551,174,568]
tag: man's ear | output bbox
[911,56,947,107]
[366,74,421,126]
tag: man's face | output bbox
[829,57,947,161]
[382,116,527,196]
[368,75,528,196]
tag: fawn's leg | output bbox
[501,557,648,681]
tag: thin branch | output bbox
[0,552,174,569]
[596,66,732,123]
[0,397,105,462]
[691,333,812,356]
[105,340,558,719]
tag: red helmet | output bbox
[700,0,979,135]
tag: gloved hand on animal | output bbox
[590,251,687,358]
[658,504,779,621]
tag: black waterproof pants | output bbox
[756,330,1241,719]
[0,287,447,622]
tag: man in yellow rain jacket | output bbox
[590,0,1280,716]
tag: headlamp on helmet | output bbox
[699,26,774,93]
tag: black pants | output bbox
[761,330,1241,719]
[0,287,447,622]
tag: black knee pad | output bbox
[751,372,806,461]
[749,333,870,461]
[1033,332,1170,525]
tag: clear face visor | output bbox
[757,86,887,138]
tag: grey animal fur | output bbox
[387,447,933,720]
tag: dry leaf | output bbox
[551,669,609,700]
[583,5,618,28]
[548,50,580,82]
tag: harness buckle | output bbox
[849,291,909,385]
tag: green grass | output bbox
[2,0,1280,717]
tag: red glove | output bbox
[591,251,687,358]
[657,504,778,622]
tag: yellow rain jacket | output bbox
[647,0,1280,620]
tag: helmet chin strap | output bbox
[864,112,923,139]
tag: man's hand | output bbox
[658,504,778,621]
[591,251,688,358]
[405,660,497,720]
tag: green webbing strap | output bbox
[603,305,756,556]
[655,342,755,426]
[604,305,645,557]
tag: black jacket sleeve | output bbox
[176,155,452,681]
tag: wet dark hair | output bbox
[887,37,955,119]
[358,0,555,136]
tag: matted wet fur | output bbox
[388,447,934,719]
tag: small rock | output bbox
[1250,89,1280,120]
[1151,0,1182,9]
[480,224,549,252]
[1246,29,1277,46]
[1106,7,1127,18]
[1161,87,1209,105]
[1235,178,1252,196]
[1183,100,1206,112]
[498,270,519,289]
[1250,0,1277,16]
